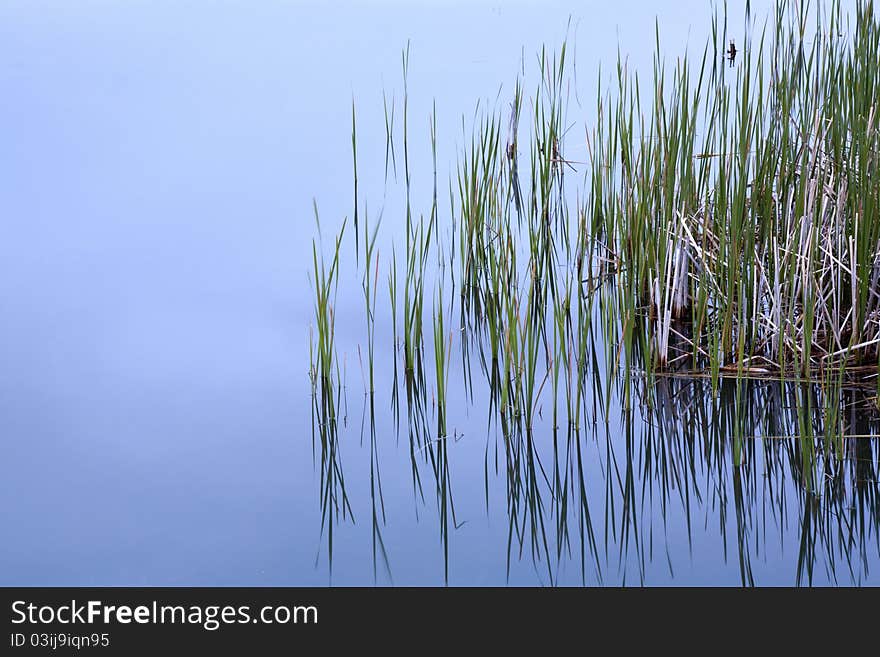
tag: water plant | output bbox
[308,0,880,584]
[310,208,353,576]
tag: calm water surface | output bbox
[1,0,877,586]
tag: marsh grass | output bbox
[593,1,880,385]
[443,1,880,435]
[309,208,353,575]
[361,208,381,394]
[310,0,880,583]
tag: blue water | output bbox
[1,0,877,586]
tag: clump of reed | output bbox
[319,2,880,431]
[309,0,880,582]
[451,0,880,425]
[591,1,880,384]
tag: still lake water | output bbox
[1,0,877,586]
